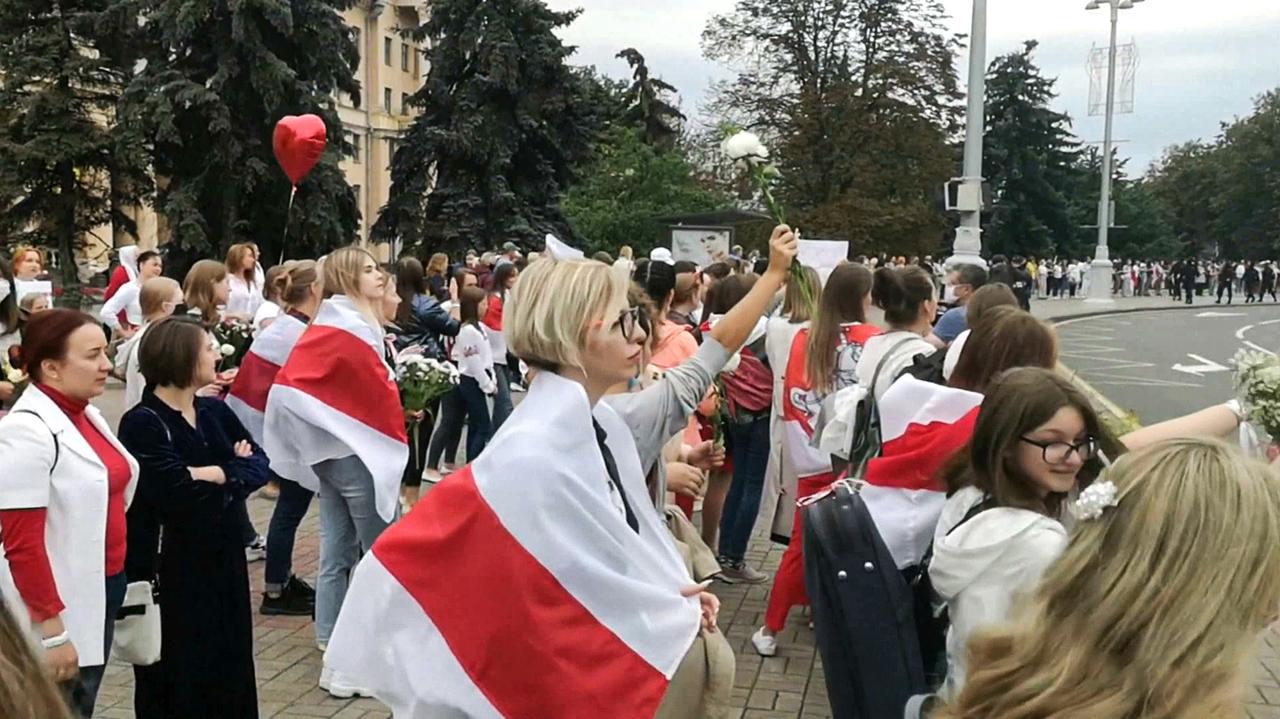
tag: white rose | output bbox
[721,131,769,164]
[221,344,235,356]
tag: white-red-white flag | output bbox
[861,375,983,568]
[325,372,700,718]
[226,313,307,445]
[263,297,407,521]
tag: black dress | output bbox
[119,392,269,719]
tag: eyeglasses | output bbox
[1020,436,1098,464]
[615,307,642,341]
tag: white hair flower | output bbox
[1074,480,1119,521]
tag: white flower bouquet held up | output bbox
[395,354,461,415]
[1232,349,1280,442]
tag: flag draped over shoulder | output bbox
[325,371,701,719]
[262,296,407,521]
[861,375,983,568]
[226,313,307,445]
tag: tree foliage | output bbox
[702,0,963,256]
[123,0,361,268]
[981,41,1080,259]
[372,0,598,255]
[616,48,685,149]
[0,0,149,285]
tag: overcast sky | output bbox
[545,0,1280,176]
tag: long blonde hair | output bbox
[322,246,382,330]
[0,601,69,719]
[183,259,228,324]
[941,438,1280,719]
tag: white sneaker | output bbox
[245,535,267,562]
[751,627,778,657]
[319,665,370,699]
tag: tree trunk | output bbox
[56,160,80,298]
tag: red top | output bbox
[0,385,132,621]
[104,265,133,329]
[482,293,504,332]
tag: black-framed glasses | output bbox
[1020,436,1097,464]
[615,307,642,341]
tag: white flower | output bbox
[220,344,235,357]
[721,131,769,165]
[1074,480,1119,521]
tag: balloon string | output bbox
[280,185,297,264]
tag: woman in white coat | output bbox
[0,309,139,717]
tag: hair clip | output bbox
[1074,480,1118,521]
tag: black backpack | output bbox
[897,350,947,387]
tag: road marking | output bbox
[1236,318,1280,340]
[1197,311,1247,318]
[1244,341,1277,356]
[1171,354,1230,377]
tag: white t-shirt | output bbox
[253,301,282,334]
[453,323,496,394]
[856,331,936,401]
[226,274,264,319]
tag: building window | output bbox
[383,37,392,66]
[401,43,410,71]
[386,138,399,168]
[401,92,410,115]
[383,87,392,113]
[348,131,361,163]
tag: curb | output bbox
[1041,301,1216,325]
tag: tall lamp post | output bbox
[1085,0,1143,302]
[946,0,988,270]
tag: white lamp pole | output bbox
[1085,0,1142,302]
[946,0,989,270]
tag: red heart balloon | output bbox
[273,114,328,186]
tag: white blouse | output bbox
[226,274,264,319]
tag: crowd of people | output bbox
[0,231,1276,719]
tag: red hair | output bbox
[19,309,98,382]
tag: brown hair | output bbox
[782,265,820,324]
[704,273,757,316]
[426,252,448,278]
[225,243,256,283]
[19,309,100,382]
[183,259,228,324]
[395,257,426,325]
[806,263,874,395]
[459,286,487,327]
[262,264,288,304]
[0,602,69,719]
[965,283,1019,328]
[944,367,1104,517]
[948,307,1056,393]
[138,316,208,389]
[275,260,319,309]
[139,277,182,318]
[871,265,936,327]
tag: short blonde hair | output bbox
[506,258,628,372]
[139,277,181,317]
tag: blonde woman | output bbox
[116,277,184,411]
[939,438,1280,719]
[326,254,721,718]
[224,243,262,319]
[261,246,407,698]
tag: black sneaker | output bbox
[261,580,314,616]
[287,575,316,600]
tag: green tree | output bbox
[1145,141,1222,257]
[123,0,360,267]
[564,127,726,256]
[0,0,149,286]
[1210,89,1280,259]
[702,0,963,256]
[372,0,598,255]
[616,48,685,149]
[981,41,1081,259]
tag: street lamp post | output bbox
[1085,0,1142,302]
[946,0,989,270]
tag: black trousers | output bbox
[1217,283,1233,303]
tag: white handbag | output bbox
[111,580,161,666]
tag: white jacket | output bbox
[855,331,935,401]
[99,280,143,329]
[928,486,1067,696]
[0,385,139,666]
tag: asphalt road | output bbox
[1056,304,1280,423]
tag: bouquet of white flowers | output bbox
[212,318,254,369]
[1232,349,1280,441]
[396,354,461,415]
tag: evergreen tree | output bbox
[0,0,148,287]
[122,0,361,267]
[616,48,685,149]
[982,41,1081,259]
[372,0,597,255]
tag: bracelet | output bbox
[41,631,71,650]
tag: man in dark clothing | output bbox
[1216,262,1235,304]
[1178,259,1198,305]
[1004,256,1034,310]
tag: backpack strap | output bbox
[12,409,58,471]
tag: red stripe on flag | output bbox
[228,351,281,412]
[372,466,670,719]
[276,325,406,442]
[865,407,981,491]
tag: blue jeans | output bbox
[492,364,514,431]
[458,375,492,462]
[717,415,771,563]
[313,456,391,645]
[427,387,464,470]
[67,571,127,717]
[264,473,315,591]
